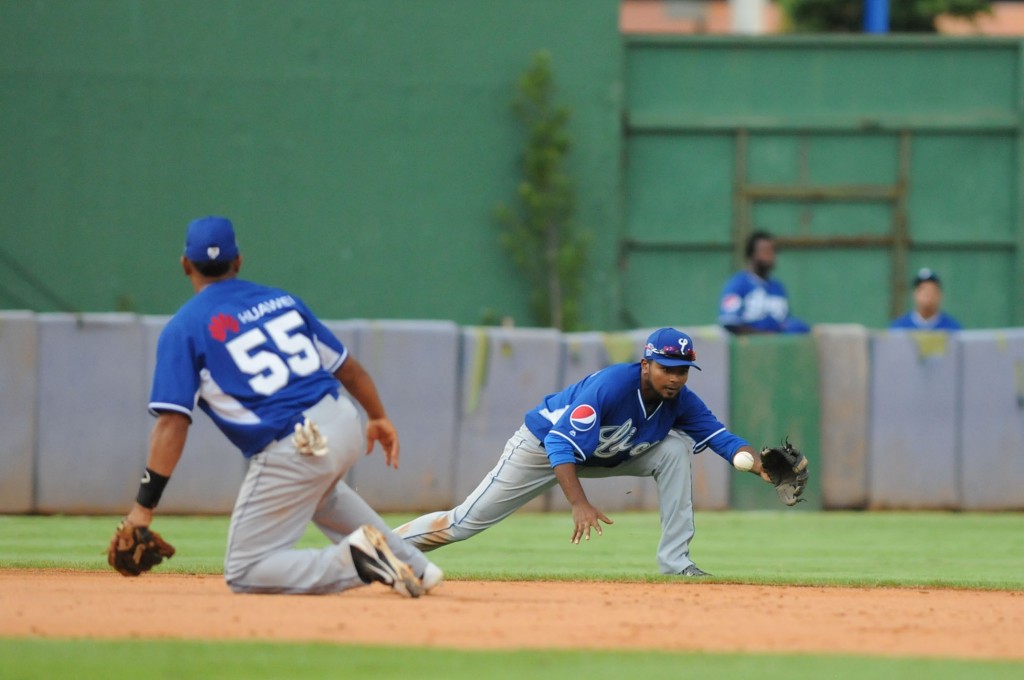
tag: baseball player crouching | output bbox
[107,216,442,597]
[396,328,802,577]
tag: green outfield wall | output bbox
[622,36,1024,331]
[0,0,623,328]
[3,6,1024,331]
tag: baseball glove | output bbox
[759,439,809,506]
[107,519,176,577]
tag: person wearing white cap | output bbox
[890,267,963,331]
[396,327,780,577]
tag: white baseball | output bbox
[733,451,754,472]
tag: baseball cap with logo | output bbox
[912,267,941,288]
[643,327,701,370]
[184,216,239,263]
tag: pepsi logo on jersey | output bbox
[721,293,742,314]
[569,404,597,432]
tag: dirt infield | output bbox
[2,570,1022,659]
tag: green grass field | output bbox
[2,510,1023,679]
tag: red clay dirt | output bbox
[2,570,1022,660]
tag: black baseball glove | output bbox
[759,439,809,506]
[107,519,176,577]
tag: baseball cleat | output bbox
[421,561,444,593]
[679,564,710,577]
[349,525,424,598]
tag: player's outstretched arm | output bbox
[553,463,613,544]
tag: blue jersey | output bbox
[523,363,749,468]
[718,271,807,333]
[890,311,962,331]
[149,278,347,457]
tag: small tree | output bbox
[780,0,991,32]
[495,50,587,331]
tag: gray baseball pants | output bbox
[395,424,698,574]
[223,393,431,594]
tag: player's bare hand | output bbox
[569,502,613,544]
[366,417,400,468]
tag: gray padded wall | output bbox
[321,319,364,358]
[815,325,870,509]
[868,331,961,509]
[20,310,1024,515]
[958,329,1024,509]
[141,316,246,514]
[454,327,563,510]
[0,311,38,512]
[560,331,643,385]
[350,320,459,511]
[35,314,148,513]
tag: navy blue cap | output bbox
[184,216,239,263]
[643,328,701,370]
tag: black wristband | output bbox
[136,467,170,509]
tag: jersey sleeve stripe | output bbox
[318,341,347,374]
[148,402,193,420]
[546,430,587,460]
[691,427,726,453]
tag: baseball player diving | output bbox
[107,216,442,597]
[396,328,808,576]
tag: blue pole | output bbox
[863,0,890,34]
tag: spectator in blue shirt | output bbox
[718,231,810,335]
[890,268,962,331]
